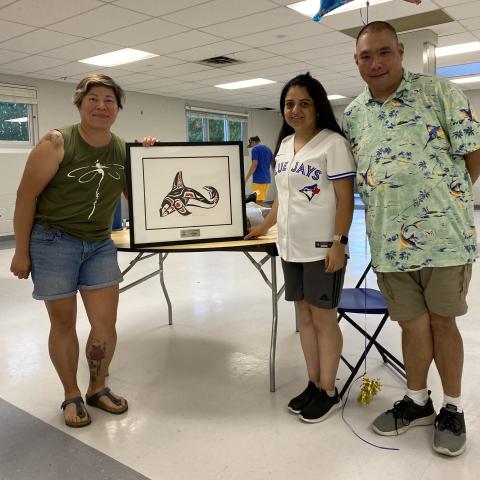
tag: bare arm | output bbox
[325,177,354,273]
[466,149,480,184]
[244,160,258,183]
[244,196,278,239]
[10,131,64,279]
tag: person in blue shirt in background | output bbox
[245,136,274,206]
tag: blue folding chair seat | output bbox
[337,263,406,398]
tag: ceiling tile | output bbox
[234,20,332,48]
[0,29,82,54]
[163,0,276,28]
[35,61,99,79]
[200,7,305,38]
[460,17,480,31]
[1,55,67,73]
[263,31,352,55]
[0,20,35,42]
[41,39,120,61]
[444,2,480,20]
[47,4,150,37]
[137,31,222,55]
[436,31,478,47]
[111,0,209,16]
[0,0,103,27]
[93,18,188,46]
[0,49,29,65]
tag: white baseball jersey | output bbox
[274,128,356,262]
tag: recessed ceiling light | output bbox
[79,48,158,67]
[287,0,393,18]
[450,75,480,84]
[435,42,480,58]
[328,94,347,100]
[215,78,276,90]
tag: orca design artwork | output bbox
[159,171,220,217]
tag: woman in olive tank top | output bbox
[10,73,156,428]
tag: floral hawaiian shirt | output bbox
[343,70,480,272]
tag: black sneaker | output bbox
[433,404,466,457]
[299,388,341,423]
[287,381,318,414]
[372,394,436,436]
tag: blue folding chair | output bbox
[337,263,406,398]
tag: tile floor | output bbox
[0,209,479,480]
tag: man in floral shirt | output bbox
[343,21,480,456]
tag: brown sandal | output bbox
[86,387,128,414]
[61,396,91,428]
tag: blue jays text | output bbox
[275,161,322,180]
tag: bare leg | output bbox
[296,300,320,385]
[399,312,433,390]
[311,305,342,391]
[81,285,127,411]
[45,296,85,425]
[430,313,463,397]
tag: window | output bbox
[0,83,38,147]
[186,107,248,151]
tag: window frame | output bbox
[185,106,249,151]
[0,83,39,148]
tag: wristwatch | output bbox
[333,234,348,245]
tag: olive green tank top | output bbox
[35,124,126,241]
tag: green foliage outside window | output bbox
[0,102,29,141]
[187,116,204,142]
[186,110,247,149]
[207,118,225,142]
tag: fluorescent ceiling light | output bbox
[6,117,28,123]
[287,0,392,18]
[79,48,158,67]
[450,75,480,85]
[435,42,480,58]
[328,94,347,100]
[215,78,276,90]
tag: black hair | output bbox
[356,21,398,45]
[274,72,343,156]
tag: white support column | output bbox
[398,29,438,75]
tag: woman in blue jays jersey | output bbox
[246,73,355,423]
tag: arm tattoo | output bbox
[38,131,63,149]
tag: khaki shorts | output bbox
[251,183,269,201]
[376,265,472,322]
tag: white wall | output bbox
[0,73,282,235]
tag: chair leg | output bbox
[339,314,390,399]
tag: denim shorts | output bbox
[30,224,123,301]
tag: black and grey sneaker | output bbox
[298,388,341,423]
[433,404,466,457]
[287,381,318,414]
[372,394,436,436]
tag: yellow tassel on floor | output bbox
[357,376,381,404]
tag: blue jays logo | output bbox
[299,183,320,201]
[160,171,219,217]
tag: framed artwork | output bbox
[126,141,247,247]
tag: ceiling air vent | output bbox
[196,56,244,67]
